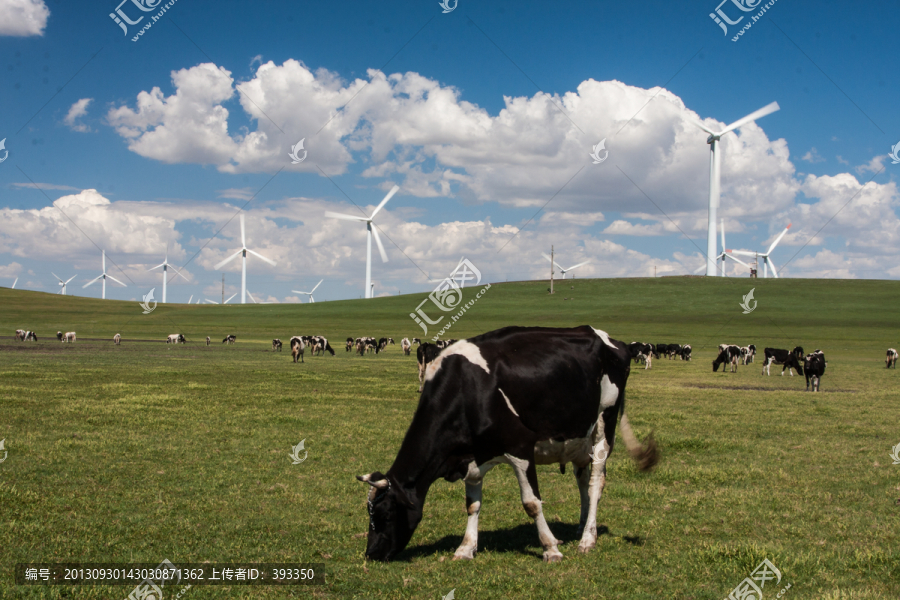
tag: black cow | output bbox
[713,345,741,373]
[416,342,441,392]
[804,351,825,391]
[762,347,804,376]
[223,334,236,345]
[627,342,653,370]
[887,348,898,369]
[272,339,283,351]
[680,344,692,361]
[358,326,657,563]
[666,344,681,359]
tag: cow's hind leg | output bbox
[574,464,591,537]
[577,436,609,554]
[453,461,498,560]
[506,454,562,562]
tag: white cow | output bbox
[887,348,898,369]
[167,334,185,344]
[290,336,305,363]
[63,332,76,343]
[114,333,121,345]
[401,337,411,356]
[14,329,26,341]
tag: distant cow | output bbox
[273,339,283,351]
[24,331,37,341]
[401,337,412,356]
[346,337,354,352]
[14,329,26,341]
[223,335,236,345]
[167,334,185,344]
[680,344,692,361]
[57,331,63,341]
[416,342,441,392]
[357,337,379,355]
[114,333,121,345]
[378,337,395,351]
[887,348,898,369]
[313,336,335,356]
[804,350,825,392]
[411,338,422,346]
[62,332,76,343]
[206,336,211,346]
[628,342,653,370]
[762,348,804,376]
[713,345,741,373]
[290,336,305,363]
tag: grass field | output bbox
[1,277,899,599]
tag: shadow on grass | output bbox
[397,523,644,561]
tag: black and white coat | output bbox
[290,336,305,363]
[400,337,411,356]
[358,326,657,563]
[762,347,804,376]
[886,348,897,369]
[804,350,825,391]
[713,345,742,373]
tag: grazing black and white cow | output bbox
[680,345,692,361]
[272,339,283,352]
[62,332,76,343]
[401,337,411,356]
[416,342,441,392]
[114,333,121,345]
[223,334,237,344]
[315,336,335,356]
[56,331,63,341]
[804,350,825,392]
[887,348,898,369]
[746,344,756,363]
[666,344,682,359]
[627,342,652,370]
[654,343,669,359]
[346,337,354,352]
[713,345,742,373]
[206,336,211,346]
[358,326,658,563]
[357,337,379,355]
[762,348,804,376]
[739,346,752,365]
[411,338,422,346]
[14,329,26,341]
[290,336,305,363]
[167,333,186,344]
[24,331,37,341]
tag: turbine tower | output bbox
[213,214,276,304]
[541,253,589,279]
[82,250,126,299]
[52,273,77,295]
[729,224,791,278]
[148,245,188,303]
[691,101,780,276]
[325,185,399,299]
[292,279,323,303]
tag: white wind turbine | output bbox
[691,101,780,276]
[541,253,589,279]
[82,250,126,299]
[52,272,77,295]
[148,245,188,303]
[325,185,400,299]
[213,214,276,304]
[693,219,751,276]
[729,223,791,278]
[292,279,323,303]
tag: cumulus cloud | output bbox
[0,0,49,36]
[801,147,825,163]
[63,98,93,132]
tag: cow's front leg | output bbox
[577,436,609,554]
[506,454,562,562]
[574,464,591,537]
[453,461,493,560]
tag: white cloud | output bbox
[0,261,23,278]
[0,0,49,36]
[856,155,886,175]
[64,98,93,132]
[801,147,825,163]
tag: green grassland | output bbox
[1,277,898,599]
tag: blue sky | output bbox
[1,0,898,303]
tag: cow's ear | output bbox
[357,472,390,489]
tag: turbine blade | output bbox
[371,226,389,263]
[205,299,219,304]
[720,218,726,250]
[766,223,791,255]
[82,275,103,288]
[689,119,718,136]
[214,250,242,270]
[148,262,165,271]
[246,248,277,267]
[370,184,400,219]
[693,263,707,274]
[290,290,304,294]
[325,211,368,221]
[567,261,589,271]
[725,252,750,267]
[311,279,323,293]
[171,266,190,281]
[729,250,757,258]
[65,275,77,284]
[11,278,17,289]
[247,290,258,304]
[720,101,780,135]
[52,272,63,283]
[767,257,779,278]
[225,293,237,304]
[188,295,193,304]
[541,253,552,262]
[107,275,127,287]
[240,213,246,248]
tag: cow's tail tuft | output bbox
[619,413,658,472]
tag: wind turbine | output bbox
[325,185,400,299]
[292,279,323,303]
[148,245,188,303]
[729,224,791,278]
[541,253,589,279]
[691,101,780,276]
[11,277,17,289]
[52,273,77,295]
[82,250,126,299]
[213,214,276,304]
[711,219,750,276]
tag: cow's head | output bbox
[357,472,421,561]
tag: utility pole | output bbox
[654,265,657,278]
[550,245,555,294]
[221,274,224,304]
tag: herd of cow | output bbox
[711,343,829,392]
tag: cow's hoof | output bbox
[452,549,475,561]
[576,541,595,554]
[543,551,563,563]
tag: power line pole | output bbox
[221,274,224,304]
[550,245,555,295]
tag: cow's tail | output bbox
[618,411,658,472]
